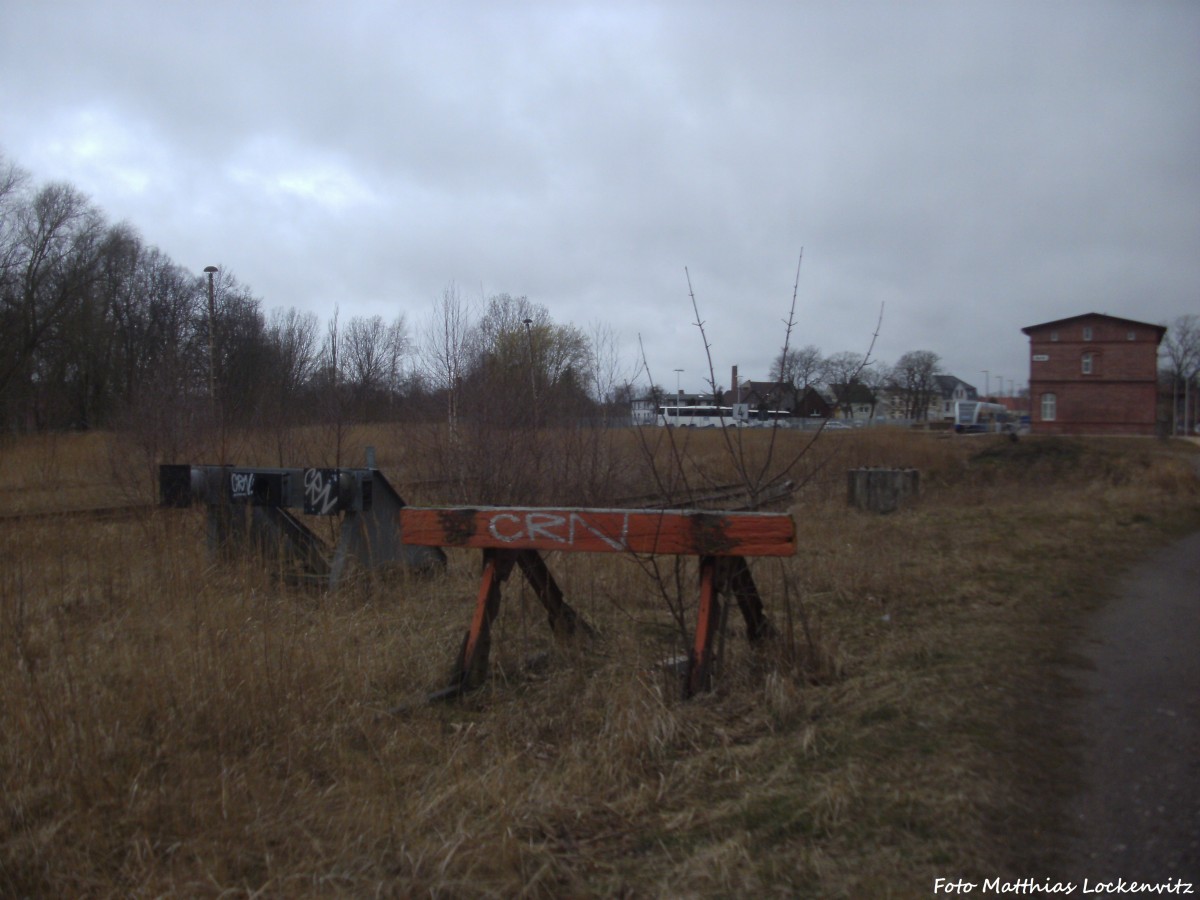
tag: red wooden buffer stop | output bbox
[398,506,796,699]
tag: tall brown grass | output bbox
[1,429,1198,896]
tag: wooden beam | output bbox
[513,549,595,638]
[400,507,795,558]
[718,555,776,642]
[455,549,515,693]
[687,556,721,697]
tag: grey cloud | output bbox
[1,0,1196,393]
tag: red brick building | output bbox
[1022,313,1166,435]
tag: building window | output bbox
[1083,326,1093,341]
[1041,393,1057,421]
[1050,330,1059,342]
[1127,330,1136,341]
[1082,353,1093,375]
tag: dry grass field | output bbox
[1,425,1198,897]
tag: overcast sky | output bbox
[2,0,1197,397]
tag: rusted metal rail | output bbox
[400,506,796,699]
[0,503,152,525]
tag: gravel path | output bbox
[1061,527,1200,883]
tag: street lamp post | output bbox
[204,266,218,411]
[523,318,536,425]
[982,370,990,401]
[674,368,684,427]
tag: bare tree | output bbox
[314,305,350,465]
[0,155,30,283]
[58,221,142,428]
[469,293,593,426]
[260,307,320,460]
[824,351,871,419]
[123,247,202,404]
[890,350,941,420]
[861,361,893,421]
[587,321,631,418]
[772,344,826,393]
[109,244,206,469]
[1162,314,1200,435]
[207,270,270,426]
[266,307,320,404]
[472,292,540,354]
[0,181,106,428]
[534,321,592,406]
[418,283,474,430]
[0,155,303,441]
[340,313,408,418]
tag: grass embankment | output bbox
[1,428,1198,896]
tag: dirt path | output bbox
[1061,526,1200,882]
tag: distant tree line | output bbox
[1160,314,1200,435]
[770,344,947,420]
[28,150,1194,442]
[0,153,629,437]
[771,318,1200,425]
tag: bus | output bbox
[740,409,793,428]
[953,401,1010,433]
[656,406,795,428]
[656,405,735,428]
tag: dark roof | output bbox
[830,382,876,404]
[932,375,977,397]
[725,380,790,404]
[1021,312,1167,339]
[742,380,788,395]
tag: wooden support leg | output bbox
[686,555,721,698]
[514,549,596,638]
[440,549,516,697]
[719,555,776,642]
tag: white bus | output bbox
[739,409,793,428]
[655,406,795,428]
[953,401,1010,433]
[656,405,735,427]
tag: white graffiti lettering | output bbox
[525,512,567,543]
[485,510,629,550]
[487,513,523,542]
[569,511,629,551]
[230,471,256,499]
[303,468,339,515]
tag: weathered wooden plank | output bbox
[399,507,795,557]
[688,556,721,696]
